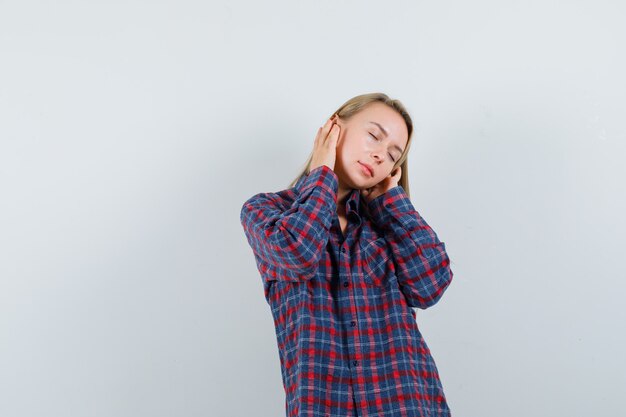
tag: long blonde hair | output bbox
[288,92,414,199]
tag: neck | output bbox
[337,180,351,216]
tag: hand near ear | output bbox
[361,165,402,204]
[310,114,340,172]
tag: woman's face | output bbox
[334,102,409,190]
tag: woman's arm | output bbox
[366,185,454,309]
[240,165,338,283]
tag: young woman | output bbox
[240,92,454,417]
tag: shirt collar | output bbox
[345,187,361,216]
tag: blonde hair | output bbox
[288,92,414,199]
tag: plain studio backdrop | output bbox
[1,1,624,416]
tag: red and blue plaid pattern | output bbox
[240,165,454,416]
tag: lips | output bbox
[359,161,374,177]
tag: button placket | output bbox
[340,244,349,286]
[339,240,359,373]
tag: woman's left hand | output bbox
[361,165,402,204]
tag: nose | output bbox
[371,148,386,163]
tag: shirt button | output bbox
[343,282,349,287]
[350,321,356,327]
[341,247,346,253]
[353,360,358,366]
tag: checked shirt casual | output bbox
[240,165,454,417]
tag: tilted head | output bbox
[290,92,414,198]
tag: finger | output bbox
[329,123,340,146]
[324,123,339,146]
[320,117,335,142]
[314,126,322,146]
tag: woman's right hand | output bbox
[309,114,341,172]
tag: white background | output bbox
[1,1,624,416]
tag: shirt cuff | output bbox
[296,165,339,202]
[366,185,413,228]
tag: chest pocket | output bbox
[360,237,393,287]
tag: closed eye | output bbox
[369,133,396,162]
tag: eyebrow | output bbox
[369,121,405,154]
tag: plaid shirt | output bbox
[240,165,454,417]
